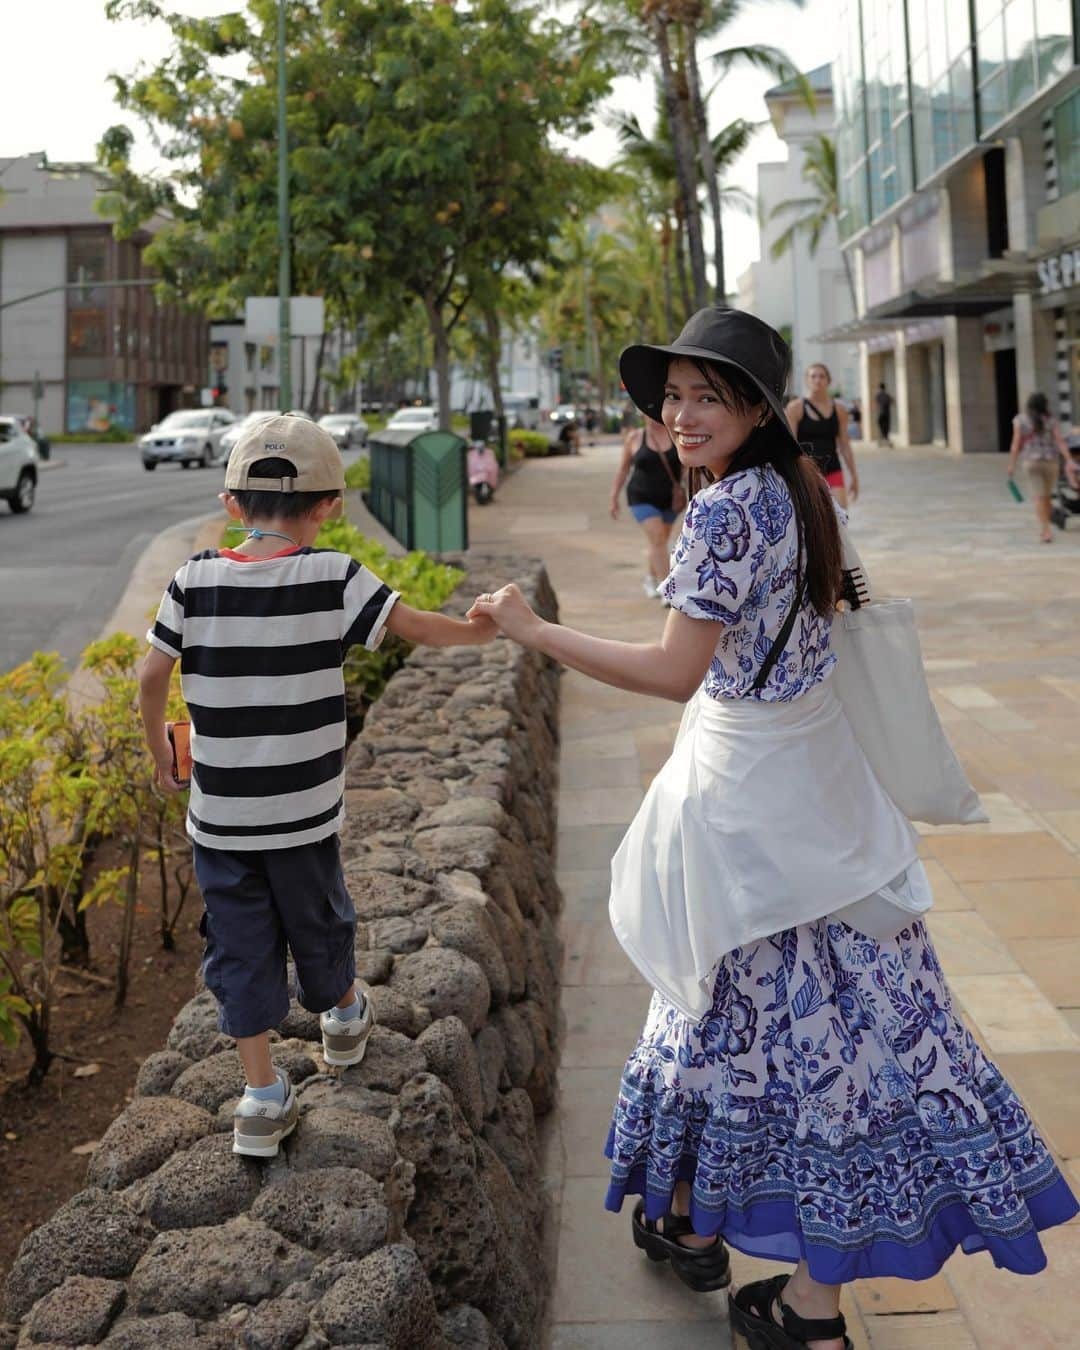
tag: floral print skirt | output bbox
[604,918,1078,1283]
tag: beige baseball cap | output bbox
[224,414,346,492]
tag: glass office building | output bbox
[829,1,1079,452]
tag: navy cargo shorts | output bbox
[192,835,356,1039]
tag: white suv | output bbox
[0,416,39,514]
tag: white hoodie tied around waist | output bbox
[609,680,928,1022]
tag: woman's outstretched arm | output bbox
[468,584,719,702]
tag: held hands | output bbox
[153,754,185,795]
[467,584,543,646]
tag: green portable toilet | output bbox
[366,428,468,552]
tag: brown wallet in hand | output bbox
[166,721,192,787]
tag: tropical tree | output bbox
[100,0,612,430]
[768,132,856,310]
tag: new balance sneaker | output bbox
[233,1071,298,1158]
[320,987,376,1067]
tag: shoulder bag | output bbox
[658,445,688,514]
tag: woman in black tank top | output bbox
[785,362,858,507]
[610,416,685,600]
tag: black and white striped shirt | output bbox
[148,547,398,850]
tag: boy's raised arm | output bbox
[385,600,497,648]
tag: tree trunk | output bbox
[653,14,707,309]
[481,305,508,465]
[660,217,675,336]
[841,247,858,314]
[424,293,452,432]
[114,837,140,1010]
[686,26,726,302]
[307,329,330,416]
[673,200,692,319]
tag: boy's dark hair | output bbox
[230,457,342,521]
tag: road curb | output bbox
[38,458,67,473]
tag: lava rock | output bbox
[428,901,510,1008]
[365,985,432,1038]
[388,948,490,1034]
[4,1190,152,1321]
[85,1097,214,1191]
[171,1043,318,1114]
[128,1133,262,1229]
[488,1007,534,1090]
[287,1106,396,1179]
[354,949,395,986]
[345,873,436,922]
[237,1297,310,1350]
[133,1051,191,1099]
[411,826,500,877]
[481,1090,538,1194]
[472,1026,508,1119]
[24,1274,125,1346]
[366,915,428,955]
[295,1077,396,1121]
[442,1304,507,1350]
[313,1246,446,1350]
[166,990,233,1061]
[127,1218,316,1317]
[251,1167,387,1258]
[416,1018,485,1133]
[426,798,509,833]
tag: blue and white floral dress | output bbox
[604,465,1078,1282]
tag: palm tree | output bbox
[768,132,856,311]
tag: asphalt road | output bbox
[0,444,227,674]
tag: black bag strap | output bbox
[752,513,805,693]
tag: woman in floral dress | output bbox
[470,308,1077,1350]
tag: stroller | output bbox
[1050,434,1080,530]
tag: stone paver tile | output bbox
[550,1322,731,1349]
[552,1199,730,1323]
[559,756,642,790]
[556,1067,619,1179]
[931,832,1080,882]
[993,1051,1080,1158]
[916,793,1040,837]
[1065,1009,1080,1037]
[861,1310,977,1349]
[502,510,592,535]
[1043,809,1080,848]
[946,1222,1080,1350]
[562,985,652,1069]
[1010,938,1080,1008]
[559,787,644,827]
[561,729,641,759]
[948,974,1080,1054]
[957,879,1080,938]
[557,825,629,873]
[993,772,1080,812]
[1068,1158,1080,1191]
[939,685,1000,709]
[854,1273,957,1317]
[967,707,1036,733]
[558,867,612,906]
[563,920,646,988]
[921,860,972,912]
[924,659,979,673]
[926,911,1020,977]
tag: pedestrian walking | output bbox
[469,308,1077,1350]
[138,415,495,1158]
[874,382,894,445]
[785,363,859,507]
[609,414,686,600]
[1007,391,1079,542]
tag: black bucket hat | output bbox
[619,306,798,451]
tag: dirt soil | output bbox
[0,849,202,1282]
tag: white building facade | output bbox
[736,66,860,400]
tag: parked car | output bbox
[10,414,51,461]
[318,413,369,449]
[385,405,438,434]
[218,409,316,460]
[0,416,39,513]
[139,408,236,471]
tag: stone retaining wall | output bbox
[3,553,563,1350]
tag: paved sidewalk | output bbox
[470,440,1080,1350]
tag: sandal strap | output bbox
[776,1294,848,1345]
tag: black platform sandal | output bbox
[729,1274,853,1350]
[630,1199,732,1292]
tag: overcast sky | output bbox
[5,0,835,284]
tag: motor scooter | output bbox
[467,440,499,505]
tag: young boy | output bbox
[139,413,495,1156]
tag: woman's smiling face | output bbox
[660,358,764,477]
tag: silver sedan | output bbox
[139,409,237,470]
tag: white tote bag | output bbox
[830,527,987,826]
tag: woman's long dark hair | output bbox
[686,360,842,617]
[1027,392,1050,435]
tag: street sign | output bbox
[245,296,325,338]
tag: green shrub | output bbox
[52,425,133,444]
[344,457,371,491]
[510,430,550,458]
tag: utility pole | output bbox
[277,0,292,411]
